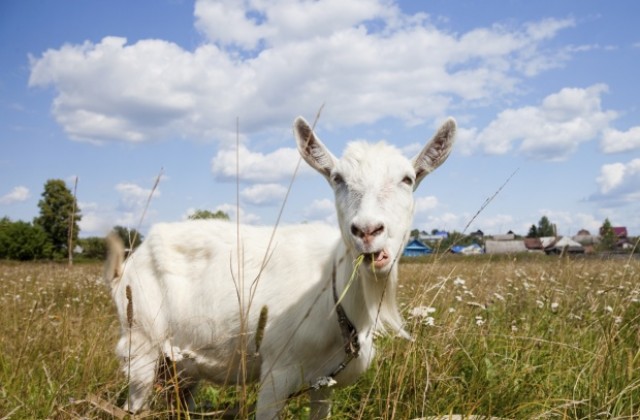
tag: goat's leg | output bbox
[309,387,332,419]
[122,350,158,413]
[256,369,295,420]
[117,334,158,413]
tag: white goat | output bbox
[104,116,456,418]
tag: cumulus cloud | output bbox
[215,203,261,224]
[76,181,163,235]
[303,198,337,225]
[531,209,602,235]
[463,84,617,160]
[77,201,114,234]
[414,195,439,213]
[240,183,288,206]
[0,186,30,204]
[593,159,640,204]
[116,182,161,211]
[600,126,640,153]
[211,145,308,182]
[28,0,577,144]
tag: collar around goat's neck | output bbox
[331,263,360,359]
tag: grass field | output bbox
[2,255,640,419]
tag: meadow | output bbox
[1,254,639,419]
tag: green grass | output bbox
[1,256,639,418]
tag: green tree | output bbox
[0,218,52,260]
[598,218,617,251]
[410,228,420,239]
[188,209,230,220]
[537,216,555,237]
[34,179,81,259]
[77,236,108,260]
[112,226,144,251]
[526,224,538,238]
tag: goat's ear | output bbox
[412,117,456,189]
[294,116,337,179]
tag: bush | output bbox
[0,218,52,260]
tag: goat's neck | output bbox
[333,244,402,336]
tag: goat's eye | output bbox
[402,176,414,187]
[332,173,345,186]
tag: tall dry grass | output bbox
[1,255,639,418]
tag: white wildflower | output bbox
[614,316,623,325]
[604,305,613,313]
[409,306,436,319]
[493,292,505,302]
[551,302,559,313]
[475,316,485,326]
[424,316,435,326]
[536,300,544,309]
[453,277,466,287]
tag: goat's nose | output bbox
[350,223,385,244]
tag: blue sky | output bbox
[1,0,640,238]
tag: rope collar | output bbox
[288,263,360,398]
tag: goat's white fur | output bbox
[104,116,456,418]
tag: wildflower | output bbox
[475,316,485,326]
[424,316,435,326]
[409,306,436,319]
[453,277,466,287]
[551,302,559,313]
[614,316,623,325]
[511,322,518,333]
[493,292,505,302]
[604,305,613,313]
[536,300,544,309]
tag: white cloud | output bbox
[303,198,337,224]
[28,1,577,144]
[0,186,30,204]
[194,0,394,50]
[240,183,288,206]
[532,209,602,236]
[77,201,114,234]
[594,159,640,205]
[471,214,515,234]
[76,182,163,236]
[464,84,617,160]
[414,195,438,213]
[601,126,640,153]
[597,163,627,194]
[115,182,161,211]
[211,145,307,182]
[215,203,261,224]
[415,212,461,231]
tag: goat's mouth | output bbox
[362,249,391,269]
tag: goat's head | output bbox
[294,117,456,273]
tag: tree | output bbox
[188,209,230,220]
[536,216,555,237]
[34,179,81,259]
[410,228,420,239]
[77,236,108,260]
[0,218,52,260]
[112,226,144,251]
[598,218,617,251]
[526,224,538,238]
